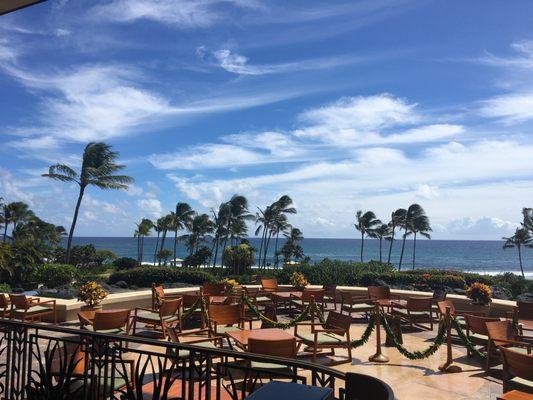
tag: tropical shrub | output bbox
[466,282,493,305]
[113,257,137,270]
[183,247,212,268]
[108,267,215,287]
[223,243,255,274]
[0,283,11,293]
[77,281,108,307]
[35,264,78,288]
[93,250,117,265]
[69,244,98,267]
[157,249,172,264]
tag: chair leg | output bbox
[312,344,317,363]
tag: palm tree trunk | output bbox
[66,186,85,263]
[212,236,220,268]
[379,237,382,262]
[274,231,280,268]
[3,222,8,243]
[140,236,144,265]
[258,225,266,268]
[360,232,364,262]
[387,226,395,264]
[398,230,407,271]
[173,227,178,266]
[518,244,525,278]
[154,232,160,264]
[263,231,272,268]
[221,237,228,267]
[159,230,167,266]
[412,232,417,270]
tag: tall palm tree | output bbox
[354,210,381,262]
[135,218,153,265]
[0,197,5,242]
[173,203,194,265]
[42,142,133,263]
[398,204,427,270]
[153,217,165,264]
[521,208,533,233]
[387,208,407,264]
[282,227,304,263]
[254,206,271,269]
[272,214,290,268]
[183,214,215,255]
[211,202,231,268]
[221,195,252,266]
[5,202,34,241]
[158,213,175,266]
[369,223,392,263]
[407,207,432,269]
[503,227,533,279]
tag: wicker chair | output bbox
[261,278,279,293]
[339,291,374,319]
[464,314,501,358]
[294,311,352,364]
[132,298,182,338]
[9,294,56,323]
[151,284,182,310]
[501,347,533,394]
[79,309,131,334]
[392,297,433,330]
[485,320,532,372]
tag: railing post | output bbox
[438,306,462,373]
[369,301,389,363]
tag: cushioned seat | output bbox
[169,341,219,359]
[469,332,489,344]
[291,299,303,306]
[12,306,52,315]
[504,346,530,355]
[296,332,346,345]
[137,311,179,323]
[250,361,293,373]
[215,325,241,334]
[81,325,126,334]
[510,376,533,391]
[68,376,127,395]
[341,304,373,312]
[255,296,271,303]
[393,308,430,318]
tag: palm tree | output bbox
[503,227,533,278]
[398,204,428,270]
[42,142,133,263]
[135,218,153,265]
[0,197,4,242]
[387,208,407,264]
[354,210,381,262]
[211,202,231,268]
[521,208,533,233]
[157,213,175,266]
[407,207,431,269]
[173,203,194,265]
[3,202,34,242]
[272,214,290,268]
[153,217,165,264]
[221,195,252,266]
[183,214,215,255]
[282,227,304,263]
[369,223,392,263]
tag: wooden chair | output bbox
[261,278,279,293]
[207,304,244,346]
[464,314,501,358]
[244,287,271,305]
[512,301,533,336]
[344,372,395,400]
[431,288,447,319]
[79,309,131,335]
[247,336,297,376]
[167,326,223,360]
[132,298,182,338]
[9,294,56,323]
[437,299,487,330]
[323,284,337,310]
[0,294,10,319]
[486,320,532,372]
[392,297,433,330]
[260,304,279,329]
[294,311,352,364]
[290,289,325,315]
[182,293,210,328]
[368,285,398,301]
[151,284,182,310]
[202,282,226,296]
[501,347,533,394]
[339,291,374,319]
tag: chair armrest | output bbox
[495,339,532,349]
[391,294,402,300]
[183,336,224,345]
[391,301,406,308]
[313,328,345,334]
[173,328,210,337]
[28,297,40,304]
[134,307,154,316]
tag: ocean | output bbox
[67,237,533,278]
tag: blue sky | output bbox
[1,0,533,240]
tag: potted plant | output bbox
[466,282,492,306]
[289,271,308,291]
[77,281,108,311]
[221,278,240,295]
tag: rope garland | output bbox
[181,298,202,323]
[451,316,487,359]
[241,295,311,329]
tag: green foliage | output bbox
[223,243,255,274]
[35,264,78,288]
[109,267,216,287]
[93,249,117,265]
[113,257,137,270]
[0,283,11,293]
[69,244,97,267]
[183,246,212,268]
[157,249,172,264]
[3,240,44,285]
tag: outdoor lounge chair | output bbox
[9,293,56,323]
[294,310,352,364]
[339,291,374,319]
[392,297,434,330]
[486,320,532,372]
[151,283,182,310]
[501,347,533,394]
[464,314,501,358]
[79,309,131,335]
[247,335,298,376]
[167,326,223,360]
[132,298,182,338]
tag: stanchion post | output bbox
[438,306,462,373]
[369,301,389,363]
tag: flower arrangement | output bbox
[290,271,308,290]
[221,278,239,295]
[77,281,108,308]
[466,282,492,305]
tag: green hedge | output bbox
[35,264,78,288]
[108,267,216,287]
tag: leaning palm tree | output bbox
[43,142,133,263]
[503,227,533,279]
[157,213,175,266]
[221,195,252,266]
[135,218,153,265]
[282,226,304,263]
[369,223,392,263]
[387,208,407,264]
[398,204,428,270]
[173,203,194,265]
[408,209,432,269]
[153,217,165,264]
[5,202,34,242]
[354,210,381,262]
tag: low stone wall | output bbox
[37,284,516,322]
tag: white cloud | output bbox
[414,184,439,200]
[137,198,163,219]
[0,168,34,205]
[479,93,533,124]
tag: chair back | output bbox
[501,347,533,383]
[203,282,225,296]
[208,304,241,325]
[344,372,394,400]
[182,293,209,308]
[464,314,500,336]
[93,309,130,331]
[432,288,447,302]
[325,311,351,332]
[260,304,278,329]
[47,342,87,377]
[248,337,297,358]
[152,284,166,302]
[159,299,181,318]
[517,301,533,320]
[9,294,29,310]
[406,297,432,312]
[301,289,325,303]
[486,320,518,347]
[368,286,390,300]
[261,279,278,291]
[0,294,9,309]
[323,284,337,296]
[437,299,457,316]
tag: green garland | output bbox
[241,295,311,329]
[350,316,375,348]
[380,313,447,360]
[451,316,487,359]
[181,297,202,323]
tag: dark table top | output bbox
[244,381,333,400]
